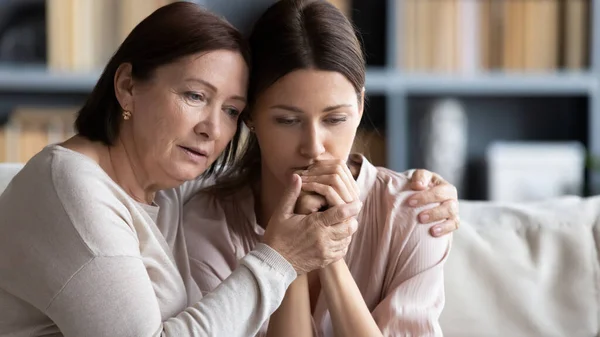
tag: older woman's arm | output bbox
[43,217,296,337]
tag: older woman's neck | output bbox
[104,139,158,205]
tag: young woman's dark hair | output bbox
[75,2,250,177]
[210,0,366,194]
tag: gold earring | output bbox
[122,110,132,120]
[248,125,255,132]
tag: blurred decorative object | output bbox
[0,0,45,63]
[486,141,586,201]
[421,98,468,195]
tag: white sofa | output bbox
[1,163,598,336]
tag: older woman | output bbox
[0,3,364,337]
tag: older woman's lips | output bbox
[179,145,208,163]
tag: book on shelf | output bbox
[564,0,589,70]
[46,0,174,72]
[0,107,78,163]
[400,0,589,73]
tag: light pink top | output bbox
[183,156,452,336]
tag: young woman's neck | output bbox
[254,164,286,230]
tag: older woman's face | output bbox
[120,50,248,184]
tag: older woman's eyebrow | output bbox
[185,78,217,91]
[231,96,247,103]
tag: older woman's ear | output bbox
[114,63,135,112]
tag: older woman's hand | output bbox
[406,169,460,237]
[263,174,361,275]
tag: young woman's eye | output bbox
[275,118,299,126]
[325,117,347,125]
[185,92,206,102]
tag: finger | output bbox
[303,161,360,201]
[326,248,349,266]
[409,169,432,191]
[418,199,459,224]
[338,161,361,199]
[327,218,358,240]
[429,218,459,237]
[327,236,353,253]
[275,174,302,217]
[301,174,353,203]
[406,183,458,207]
[302,182,346,207]
[315,200,362,227]
[295,192,327,214]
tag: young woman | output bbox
[183,0,455,336]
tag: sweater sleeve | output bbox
[371,199,452,337]
[46,244,295,337]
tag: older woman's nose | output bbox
[194,106,222,141]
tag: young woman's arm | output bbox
[319,259,383,336]
[319,211,451,337]
[266,275,315,337]
[300,160,451,336]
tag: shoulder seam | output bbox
[44,255,144,312]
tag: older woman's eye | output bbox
[224,107,240,118]
[185,92,206,102]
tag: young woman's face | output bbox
[117,50,248,185]
[250,69,363,185]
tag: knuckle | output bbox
[336,207,349,220]
[451,185,458,196]
[450,201,459,217]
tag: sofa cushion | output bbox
[441,196,600,337]
[0,163,23,195]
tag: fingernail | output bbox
[432,226,442,236]
[420,213,430,222]
[409,199,418,206]
[418,181,426,186]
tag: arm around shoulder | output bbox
[371,193,452,336]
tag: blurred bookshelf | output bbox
[361,0,600,200]
[0,0,598,200]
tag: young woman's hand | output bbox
[406,169,460,237]
[295,159,360,215]
[263,174,361,275]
